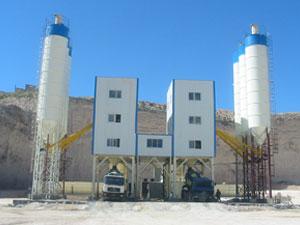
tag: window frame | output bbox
[189,140,202,149]
[115,114,121,123]
[195,92,201,100]
[107,138,120,147]
[195,116,201,124]
[195,140,201,149]
[108,114,121,123]
[108,114,114,122]
[188,92,201,101]
[109,90,122,99]
[189,116,201,125]
[189,140,195,148]
[146,138,163,148]
[116,90,122,98]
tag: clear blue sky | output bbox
[0,0,299,112]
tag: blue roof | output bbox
[46,23,69,38]
[245,34,267,47]
[45,23,72,56]
[233,50,239,63]
[238,44,245,56]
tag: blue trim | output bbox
[135,78,139,157]
[233,50,239,63]
[68,46,72,57]
[45,23,72,56]
[46,23,69,38]
[213,81,216,157]
[245,34,267,47]
[138,133,172,137]
[172,80,175,158]
[238,44,245,56]
[169,79,214,82]
[91,76,98,155]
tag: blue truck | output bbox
[181,167,215,202]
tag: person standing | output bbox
[216,189,221,202]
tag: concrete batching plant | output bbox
[28,15,275,202]
[31,15,72,199]
[30,15,216,201]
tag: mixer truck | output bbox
[181,167,215,202]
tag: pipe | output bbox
[251,24,259,34]
[54,14,62,24]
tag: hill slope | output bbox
[0,87,299,189]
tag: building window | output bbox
[115,114,121,122]
[147,139,163,148]
[108,114,121,123]
[189,116,201,124]
[108,114,114,122]
[107,138,120,147]
[189,140,202,149]
[109,90,122,98]
[188,92,201,101]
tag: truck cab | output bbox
[102,167,126,201]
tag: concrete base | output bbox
[30,194,64,200]
[13,199,86,206]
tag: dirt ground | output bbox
[0,188,300,225]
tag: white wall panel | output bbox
[138,134,172,157]
[92,77,138,156]
[171,80,215,157]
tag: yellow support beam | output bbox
[45,123,262,160]
[47,123,92,151]
[216,129,262,158]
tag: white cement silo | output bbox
[233,51,241,132]
[245,24,270,145]
[238,44,248,133]
[32,15,72,198]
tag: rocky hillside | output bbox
[0,86,300,189]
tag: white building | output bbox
[91,77,216,199]
[167,80,216,158]
[92,77,138,156]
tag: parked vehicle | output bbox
[181,167,215,202]
[102,166,126,201]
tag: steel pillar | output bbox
[91,155,97,199]
[235,152,239,197]
[131,156,136,198]
[266,129,272,198]
[172,157,177,199]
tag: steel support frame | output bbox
[241,129,272,202]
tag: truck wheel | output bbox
[204,192,209,202]
[197,192,209,202]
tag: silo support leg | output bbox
[172,157,177,199]
[131,156,136,198]
[211,158,215,182]
[91,155,97,199]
